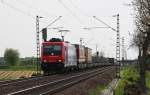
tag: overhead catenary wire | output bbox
[66,0,117,40]
[1,0,34,18]
[3,1,47,25]
[66,0,105,38]
[45,16,62,28]
[65,0,100,26]
[39,16,62,33]
[57,0,93,44]
[93,16,117,32]
[14,0,54,18]
[57,0,85,26]
[65,0,99,31]
[66,0,110,32]
[9,0,85,34]
[58,0,99,46]
[0,0,46,24]
[1,0,55,25]
[63,0,108,46]
[65,3,117,50]
[66,0,91,18]
[84,38,95,46]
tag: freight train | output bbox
[41,38,113,74]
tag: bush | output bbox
[121,66,140,85]
[4,48,20,66]
[115,66,140,95]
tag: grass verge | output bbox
[0,77,17,81]
[146,71,150,95]
[88,85,106,95]
[114,66,139,95]
[0,65,36,71]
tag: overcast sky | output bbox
[0,0,138,59]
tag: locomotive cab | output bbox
[41,39,65,72]
[41,38,77,73]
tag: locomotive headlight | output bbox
[43,60,47,63]
[58,60,62,62]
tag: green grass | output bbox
[114,80,124,95]
[115,66,139,95]
[0,77,17,81]
[146,71,150,95]
[88,85,106,95]
[0,65,36,71]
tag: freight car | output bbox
[108,58,115,64]
[74,44,86,69]
[85,47,92,68]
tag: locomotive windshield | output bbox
[43,45,62,56]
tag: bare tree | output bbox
[132,0,150,94]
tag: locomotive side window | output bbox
[43,45,62,55]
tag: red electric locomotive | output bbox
[41,38,77,74]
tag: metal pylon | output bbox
[116,14,120,78]
[122,37,125,66]
[36,16,40,74]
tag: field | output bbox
[0,71,37,80]
[0,65,37,80]
[0,65,37,71]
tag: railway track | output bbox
[0,74,67,94]
[0,72,63,86]
[0,75,41,85]
[2,66,114,95]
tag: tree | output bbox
[4,48,20,66]
[132,0,150,94]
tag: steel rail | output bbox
[40,67,113,95]
[0,75,60,95]
[0,75,42,86]
[8,66,114,95]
